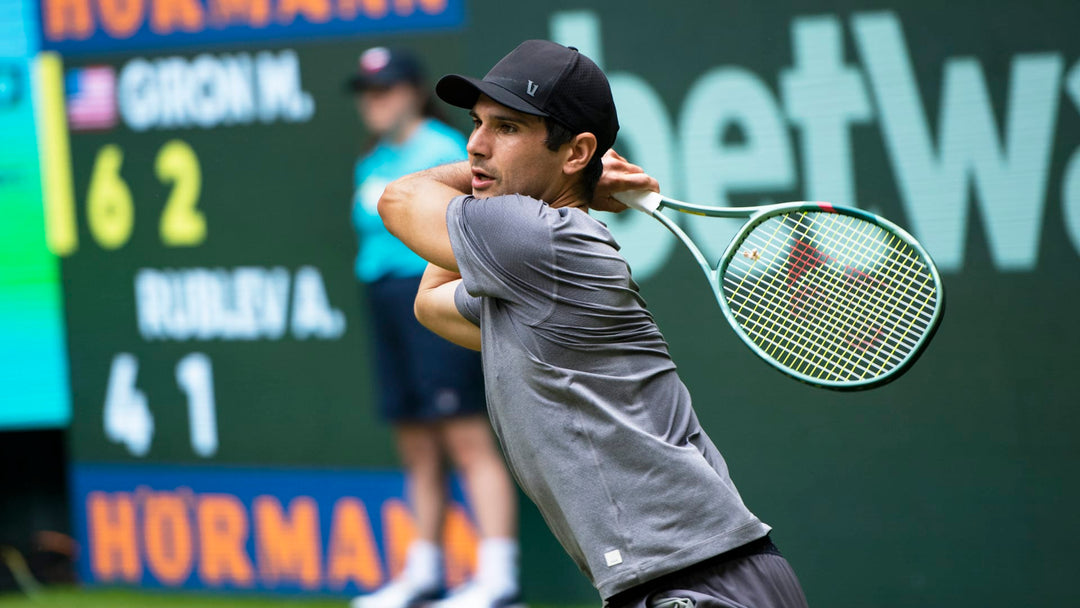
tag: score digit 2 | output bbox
[78,139,206,254]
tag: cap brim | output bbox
[347,74,399,92]
[436,74,549,117]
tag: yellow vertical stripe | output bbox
[35,52,77,257]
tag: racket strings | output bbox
[808,213,933,377]
[727,216,873,379]
[722,210,938,383]
[843,221,937,373]
[728,217,861,379]
[728,244,916,381]
[731,240,887,379]
[798,213,930,369]
[738,222,931,381]
[735,214,934,380]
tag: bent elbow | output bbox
[413,290,434,331]
[376,177,409,235]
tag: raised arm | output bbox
[378,161,472,272]
[588,149,660,213]
[414,263,481,351]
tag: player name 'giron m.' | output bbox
[135,266,345,341]
[118,49,314,131]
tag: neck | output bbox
[388,115,424,145]
[548,197,588,210]
[545,180,588,210]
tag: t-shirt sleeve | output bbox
[454,282,482,326]
[445,195,557,316]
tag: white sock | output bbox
[476,537,519,595]
[402,540,442,589]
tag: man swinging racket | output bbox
[377,39,810,608]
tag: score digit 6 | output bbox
[83,140,205,252]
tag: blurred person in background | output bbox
[346,47,521,608]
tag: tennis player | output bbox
[378,39,810,607]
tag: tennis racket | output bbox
[614,191,945,390]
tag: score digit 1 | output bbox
[176,353,217,458]
[104,353,218,458]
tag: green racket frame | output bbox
[614,191,946,390]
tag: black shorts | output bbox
[364,275,485,423]
[604,536,809,608]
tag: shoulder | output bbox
[449,194,552,225]
[355,145,387,181]
[448,195,555,247]
[449,196,609,251]
[414,120,467,155]
[400,123,466,171]
[424,119,468,145]
[357,139,392,166]
[446,195,559,302]
[457,195,607,225]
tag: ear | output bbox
[562,132,598,177]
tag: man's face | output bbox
[466,95,565,200]
[355,82,418,137]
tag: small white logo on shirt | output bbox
[526,80,539,97]
[604,549,623,567]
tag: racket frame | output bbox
[614,191,946,390]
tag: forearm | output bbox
[414,264,481,351]
[378,162,471,271]
[418,263,464,295]
[414,161,472,193]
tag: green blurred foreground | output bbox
[0,589,593,608]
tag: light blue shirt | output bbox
[352,119,467,282]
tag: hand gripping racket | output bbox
[614,191,945,390]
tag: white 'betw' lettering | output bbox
[781,15,873,207]
[853,11,1063,271]
[1062,60,1080,256]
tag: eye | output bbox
[498,123,517,134]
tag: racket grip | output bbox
[613,190,663,213]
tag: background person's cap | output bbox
[435,39,620,154]
[347,47,423,91]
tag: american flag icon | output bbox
[65,66,117,131]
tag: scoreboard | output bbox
[59,46,380,469]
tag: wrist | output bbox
[424,161,472,194]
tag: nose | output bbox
[466,124,489,159]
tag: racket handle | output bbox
[613,190,663,214]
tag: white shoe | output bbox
[428,582,525,608]
[349,579,444,608]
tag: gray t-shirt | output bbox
[446,194,770,599]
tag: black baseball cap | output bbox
[436,40,619,154]
[348,47,423,91]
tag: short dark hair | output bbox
[543,117,603,202]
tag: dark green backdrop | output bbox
[62,0,1080,605]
